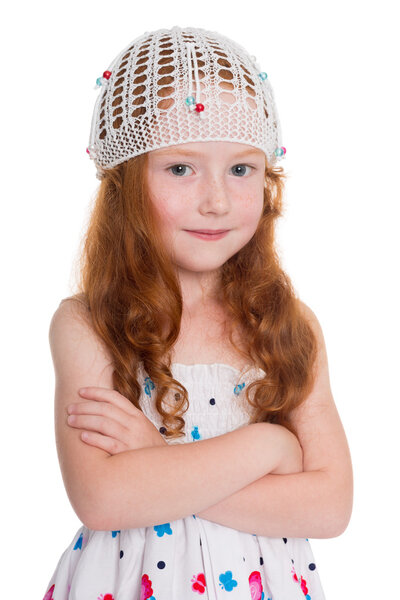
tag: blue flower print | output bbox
[111,530,120,538]
[233,382,245,396]
[154,522,173,537]
[219,570,238,591]
[144,376,155,397]
[191,425,202,441]
[73,532,83,550]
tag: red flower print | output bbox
[248,570,264,600]
[97,595,114,600]
[140,573,154,600]
[191,572,207,594]
[291,567,309,597]
[42,584,55,600]
[300,576,309,595]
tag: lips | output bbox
[186,229,229,234]
[185,229,230,241]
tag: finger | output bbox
[67,413,130,445]
[80,430,127,456]
[68,400,136,430]
[78,387,141,416]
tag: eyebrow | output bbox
[153,147,263,159]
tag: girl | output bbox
[43,26,353,600]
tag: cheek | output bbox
[152,196,189,237]
[240,194,264,226]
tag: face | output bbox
[145,140,265,290]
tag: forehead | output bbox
[149,141,265,160]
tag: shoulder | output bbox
[296,298,328,369]
[49,296,91,354]
[296,298,323,336]
[49,295,113,378]
[55,293,91,323]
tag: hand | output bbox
[269,424,304,475]
[66,386,168,455]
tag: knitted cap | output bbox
[87,25,285,180]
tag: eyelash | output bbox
[167,163,255,177]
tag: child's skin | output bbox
[66,384,303,533]
[145,140,266,309]
[67,388,303,476]
[57,140,352,537]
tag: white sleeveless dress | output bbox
[43,362,326,600]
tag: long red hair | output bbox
[65,150,317,439]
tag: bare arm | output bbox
[50,299,294,532]
[195,302,354,540]
[91,422,291,531]
[195,469,350,539]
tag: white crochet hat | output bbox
[86,25,286,180]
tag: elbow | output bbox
[315,504,352,539]
[81,497,120,531]
[311,468,353,538]
[74,501,106,531]
[81,511,106,532]
[65,489,103,531]
[81,493,140,532]
[324,472,354,538]
[74,487,115,532]
[325,510,352,538]
[332,499,353,537]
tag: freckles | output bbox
[238,196,264,229]
[241,195,263,213]
[242,196,253,208]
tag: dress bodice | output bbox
[138,362,266,444]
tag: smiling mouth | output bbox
[184,229,230,241]
[185,229,229,234]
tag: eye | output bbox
[168,164,193,177]
[231,164,253,177]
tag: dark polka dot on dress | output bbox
[120,550,124,559]
[309,563,316,570]
[157,561,166,569]
[283,538,287,544]
[159,426,167,434]
[209,398,216,405]
[260,556,264,566]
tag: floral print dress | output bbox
[43,362,326,600]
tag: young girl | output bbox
[43,25,353,600]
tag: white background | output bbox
[2,1,399,597]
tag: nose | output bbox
[199,175,231,214]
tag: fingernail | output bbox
[79,388,87,394]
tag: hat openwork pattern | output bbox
[88,26,283,177]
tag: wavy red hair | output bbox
[65,149,317,440]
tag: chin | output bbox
[177,257,229,272]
